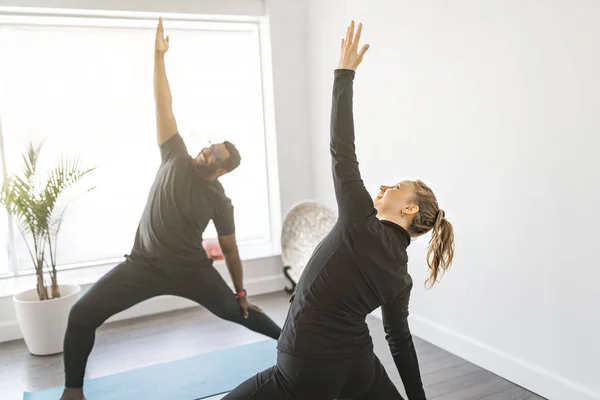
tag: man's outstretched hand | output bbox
[338,20,370,71]
[155,17,169,55]
[238,297,263,319]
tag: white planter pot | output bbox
[13,284,81,356]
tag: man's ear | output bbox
[215,167,228,178]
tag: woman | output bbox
[224,21,455,400]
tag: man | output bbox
[60,18,281,400]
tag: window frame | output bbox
[0,6,282,278]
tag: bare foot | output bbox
[60,387,86,400]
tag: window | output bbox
[0,11,280,275]
[0,210,8,276]
[0,154,10,276]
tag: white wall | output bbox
[264,0,311,213]
[0,0,310,339]
[307,1,600,399]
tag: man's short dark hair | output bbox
[222,141,241,172]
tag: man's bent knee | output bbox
[68,299,102,329]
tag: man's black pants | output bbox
[63,258,281,388]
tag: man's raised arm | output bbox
[154,17,178,146]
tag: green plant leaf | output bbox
[0,140,95,300]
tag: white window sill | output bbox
[0,241,281,299]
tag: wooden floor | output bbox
[0,290,545,400]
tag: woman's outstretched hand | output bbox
[338,20,370,71]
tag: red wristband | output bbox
[235,289,247,299]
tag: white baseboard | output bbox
[371,311,599,400]
[0,273,287,344]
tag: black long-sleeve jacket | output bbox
[277,69,426,399]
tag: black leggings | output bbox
[63,259,281,388]
[223,350,404,400]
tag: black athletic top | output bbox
[130,133,235,268]
[277,70,426,398]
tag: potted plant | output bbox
[1,141,94,355]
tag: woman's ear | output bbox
[404,204,419,216]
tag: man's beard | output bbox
[195,163,219,179]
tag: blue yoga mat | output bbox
[24,339,277,400]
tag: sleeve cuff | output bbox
[159,132,181,147]
[334,69,356,78]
